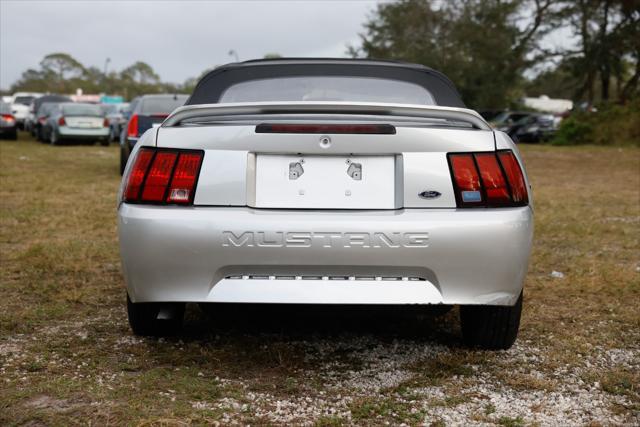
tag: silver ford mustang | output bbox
[118,59,533,349]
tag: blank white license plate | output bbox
[254,155,397,209]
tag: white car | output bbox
[10,92,42,129]
[118,59,533,349]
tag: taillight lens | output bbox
[449,154,482,204]
[141,152,178,202]
[103,118,109,127]
[58,116,66,126]
[123,149,154,201]
[474,153,510,205]
[167,153,202,204]
[127,114,139,138]
[122,148,203,205]
[448,150,528,208]
[1,114,15,122]
[498,151,528,204]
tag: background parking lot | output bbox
[1,135,638,425]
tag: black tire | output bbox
[100,138,109,147]
[120,145,128,175]
[460,291,522,350]
[127,294,185,336]
[8,129,18,140]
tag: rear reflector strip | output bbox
[448,150,528,208]
[123,148,204,205]
[255,123,396,134]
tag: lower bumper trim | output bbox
[207,278,443,305]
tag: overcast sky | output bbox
[0,0,382,90]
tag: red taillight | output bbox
[448,150,528,208]
[449,154,482,205]
[141,152,178,202]
[127,114,139,138]
[1,114,15,122]
[474,153,510,205]
[497,151,528,204]
[255,123,396,134]
[103,118,109,127]
[122,148,203,205]
[166,153,202,204]
[123,149,154,201]
[58,116,66,126]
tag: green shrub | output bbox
[550,100,640,146]
[552,115,594,145]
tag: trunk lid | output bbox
[156,102,494,209]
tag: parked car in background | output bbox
[0,102,18,140]
[509,114,556,143]
[34,102,60,141]
[41,102,109,145]
[10,92,42,129]
[29,94,73,137]
[118,58,533,350]
[120,94,188,174]
[103,102,130,141]
[489,111,531,129]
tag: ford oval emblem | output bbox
[419,190,441,199]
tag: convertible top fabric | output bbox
[187,59,465,108]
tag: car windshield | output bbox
[62,104,104,116]
[220,76,435,105]
[140,96,188,115]
[14,96,36,105]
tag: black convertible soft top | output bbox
[187,58,465,108]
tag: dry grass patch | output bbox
[1,137,638,425]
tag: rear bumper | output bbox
[0,124,17,134]
[118,205,533,306]
[59,127,109,139]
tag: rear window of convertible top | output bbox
[219,76,435,105]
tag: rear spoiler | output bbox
[162,101,491,130]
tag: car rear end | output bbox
[117,60,534,349]
[55,103,109,144]
[121,95,188,171]
[0,102,18,139]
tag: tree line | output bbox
[7,53,201,100]
[351,0,639,109]
[7,1,639,109]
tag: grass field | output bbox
[1,133,638,425]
